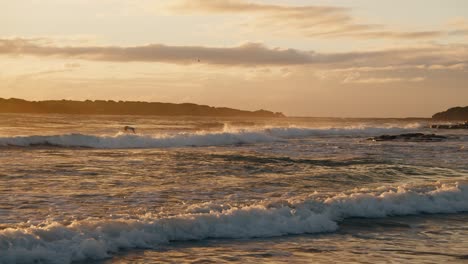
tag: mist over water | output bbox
[0,114,467,264]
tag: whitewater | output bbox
[0,114,467,263]
[0,124,425,149]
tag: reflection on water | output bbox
[0,114,467,263]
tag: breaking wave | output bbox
[1,182,467,264]
[0,125,423,149]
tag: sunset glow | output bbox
[2,0,468,117]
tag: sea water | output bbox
[0,114,467,263]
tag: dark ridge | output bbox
[0,98,285,117]
[367,133,447,142]
[432,106,468,121]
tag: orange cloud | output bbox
[0,39,316,66]
[172,0,455,40]
[1,38,467,70]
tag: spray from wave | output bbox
[1,182,466,264]
[0,125,424,149]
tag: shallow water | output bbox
[0,114,467,263]
[96,214,468,264]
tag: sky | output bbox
[1,0,468,117]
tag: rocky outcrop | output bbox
[0,98,285,117]
[432,106,468,121]
[368,133,447,142]
[430,122,468,129]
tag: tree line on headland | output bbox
[1,98,465,119]
[0,98,285,117]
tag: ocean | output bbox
[0,114,467,263]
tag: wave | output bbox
[265,125,420,138]
[0,132,278,149]
[1,182,466,264]
[0,125,423,149]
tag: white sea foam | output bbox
[1,182,466,264]
[0,125,423,149]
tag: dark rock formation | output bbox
[432,106,468,121]
[0,98,285,117]
[430,122,468,129]
[368,133,447,142]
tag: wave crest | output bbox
[1,182,466,264]
[0,125,423,149]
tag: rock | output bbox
[368,133,447,142]
[432,106,468,120]
[430,121,468,129]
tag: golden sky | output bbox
[1,0,468,117]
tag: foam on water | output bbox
[1,182,466,264]
[0,125,423,149]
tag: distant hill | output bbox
[432,106,468,120]
[0,98,285,117]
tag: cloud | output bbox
[173,0,346,14]
[316,63,466,81]
[343,76,425,84]
[1,38,468,70]
[427,63,467,70]
[0,38,316,66]
[340,71,426,84]
[26,69,70,77]
[64,62,81,69]
[171,0,457,40]
[13,69,74,80]
[316,30,443,39]
[447,17,468,36]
